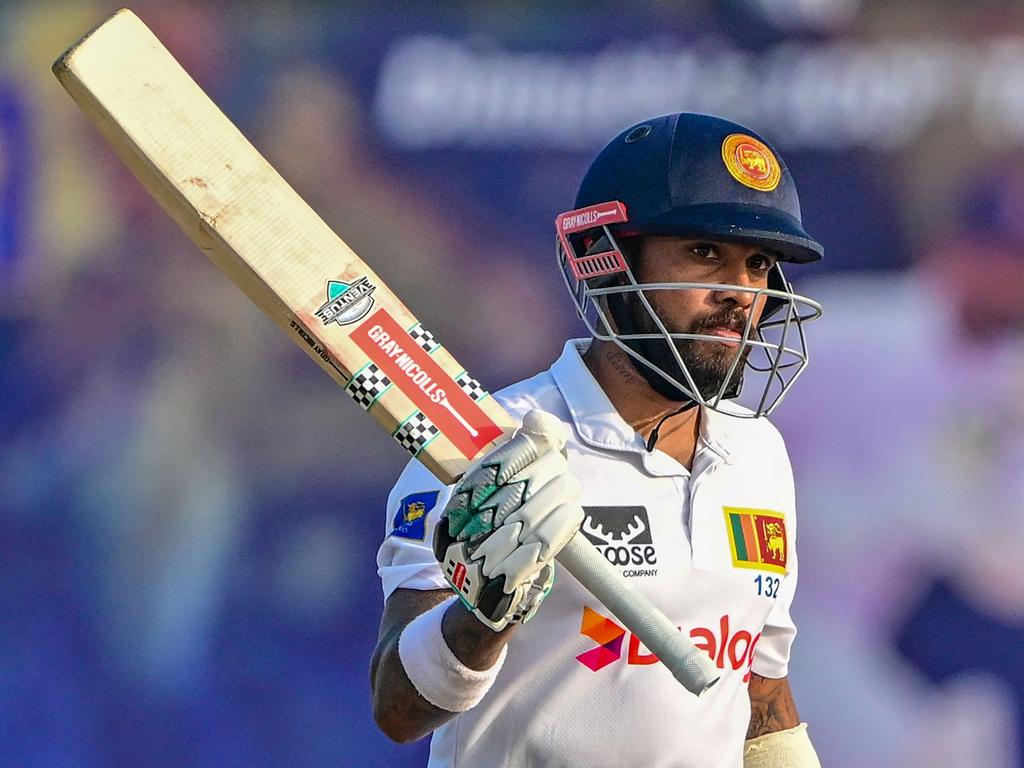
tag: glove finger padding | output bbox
[444,429,559,541]
[493,450,568,526]
[432,409,583,631]
[502,471,580,530]
[486,493,584,588]
[522,502,585,563]
[473,470,582,586]
[470,523,522,575]
[489,540,546,591]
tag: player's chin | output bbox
[688,340,743,368]
[684,349,747,397]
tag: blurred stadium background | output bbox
[3,1,1024,766]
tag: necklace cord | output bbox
[645,401,698,452]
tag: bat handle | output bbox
[556,534,720,695]
[519,413,720,695]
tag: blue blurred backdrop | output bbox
[3,1,1024,766]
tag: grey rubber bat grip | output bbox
[518,417,719,695]
[556,533,720,695]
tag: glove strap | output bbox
[436,536,517,631]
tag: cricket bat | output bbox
[52,8,718,695]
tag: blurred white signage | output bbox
[375,35,1024,151]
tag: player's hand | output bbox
[432,409,584,631]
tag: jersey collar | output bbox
[548,340,735,473]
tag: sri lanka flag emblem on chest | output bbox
[723,507,788,574]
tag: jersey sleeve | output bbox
[751,536,798,678]
[376,458,456,600]
[751,431,799,679]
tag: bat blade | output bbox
[53,9,719,695]
[52,8,511,482]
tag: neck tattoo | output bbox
[606,349,640,385]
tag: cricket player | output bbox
[371,113,824,767]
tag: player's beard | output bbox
[622,292,752,402]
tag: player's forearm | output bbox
[371,600,516,743]
[746,674,799,740]
[743,675,821,766]
[371,632,457,743]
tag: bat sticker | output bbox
[315,276,376,326]
[351,309,503,459]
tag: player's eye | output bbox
[691,243,718,260]
[748,253,775,272]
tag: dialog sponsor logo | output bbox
[576,606,761,683]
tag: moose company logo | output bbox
[316,276,376,326]
[576,606,761,683]
[580,506,657,577]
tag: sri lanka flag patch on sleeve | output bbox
[723,507,788,574]
[390,491,441,541]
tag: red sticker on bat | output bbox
[351,309,504,460]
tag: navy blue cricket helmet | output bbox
[574,112,823,264]
[555,113,824,419]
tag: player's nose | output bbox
[711,263,758,308]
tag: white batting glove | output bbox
[432,409,584,631]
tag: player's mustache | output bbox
[689,308,750,335]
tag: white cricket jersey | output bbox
[377,340,800,768]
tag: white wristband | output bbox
[744,723,821,768]
[398,597,508,713]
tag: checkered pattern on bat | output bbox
[407,324,440,353]
[346,364,392,410]
[393,412,440,456]
[455,372,488,401]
